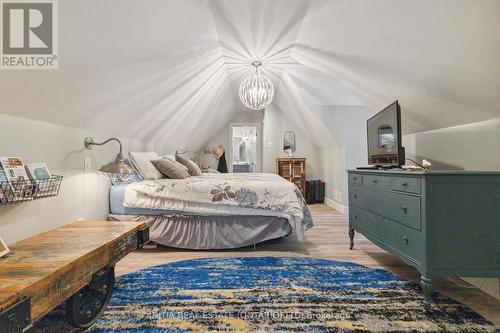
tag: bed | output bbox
[108,173,313,249]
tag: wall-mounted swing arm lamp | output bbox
[84,137,136,181]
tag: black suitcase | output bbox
[306,180,325,204]
[306,181,315,204]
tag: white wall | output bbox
[0,114,149,245]
[403,117,500,300]
[198,111,264,171]
[319,146,345,208]
[403,118,500,171]
[262,104,321,180]
[314,105,372,209]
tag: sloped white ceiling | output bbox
[209,0,308,94]
[0,0,237,152]
[292,0,500,134]
[1,0,499,150]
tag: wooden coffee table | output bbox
[0,221,149,332]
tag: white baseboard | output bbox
[324,197,348,215]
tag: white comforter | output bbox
[124,173,313,238]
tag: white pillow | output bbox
[129,152,164,180]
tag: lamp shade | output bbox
[99,154,135,176]
[99,162,135,175]
[84,137,136,181]
[98,157,136,182]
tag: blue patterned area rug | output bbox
[35,257,496,332]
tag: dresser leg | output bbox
[421,275,432,312]
[349,228,355,250]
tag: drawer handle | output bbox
[372,179,378,183]
[353,193,358,199]
[354,214,358,219]
[400,206,408,214]
[402,236,408,246]
[401,181,408,186]
[352,177,358,180]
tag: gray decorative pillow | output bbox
[176,154,202,176]
[162,155,189,172]
[151,159,190,179]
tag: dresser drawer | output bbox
[349,186,421,230]
[348,173,362,184]
[362,174,392,189]
[361,174,421,194]
[391,176,421,194]
[350,207,424,264]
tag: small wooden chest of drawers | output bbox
[276,158,306,196]
[348,169,500,311]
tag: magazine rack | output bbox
[0,175,63,206]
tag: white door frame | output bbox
[228,123,261,173]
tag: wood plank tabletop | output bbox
[0,221,145,320]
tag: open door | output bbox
[230,124,260,173]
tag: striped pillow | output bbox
[175,154,202,176]
[162,155,189,172]
[151,159,190,179]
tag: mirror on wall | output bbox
[283,131,296,154]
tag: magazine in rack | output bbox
[0,157,37,200]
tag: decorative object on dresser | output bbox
[84,137,136,181]
[347,169,500,311]
[0,221,149,331]
[276,158,306,196]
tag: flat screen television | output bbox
[367,101,405,168]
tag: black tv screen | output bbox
[367,101,404,167]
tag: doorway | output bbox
[229,123,260,173]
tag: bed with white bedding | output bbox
[109,173,313,249]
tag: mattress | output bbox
[110,183,177,216]
[110,183,271,217]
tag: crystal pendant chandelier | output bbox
[239,61,274,111]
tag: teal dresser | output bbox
[347,170,500,310]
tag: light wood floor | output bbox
[117,204,500,326]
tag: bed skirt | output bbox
[108,214,292,249]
